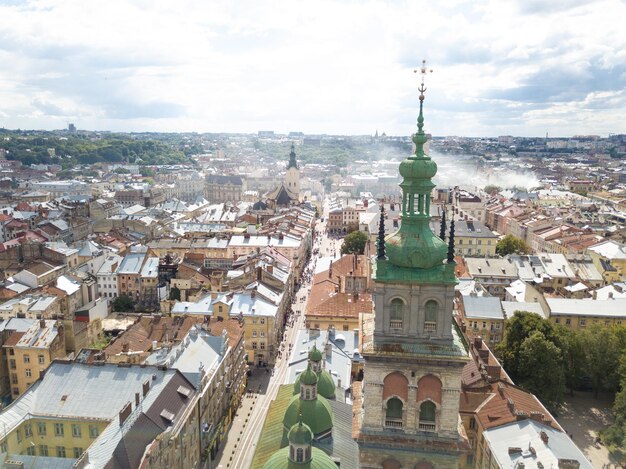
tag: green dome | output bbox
[398,156,437,180]
[293,370,336,400]
[308,346,323,362]
[288,419,313,445]
[300,367,318,386]
[263,446,338,469]
[385,220,447,269]
[283,394,333,437]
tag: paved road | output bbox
[215,210,339,468]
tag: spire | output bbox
[439,206,447,241]
[377,204,386,260]
[287,143,298,169]
[447,216,456,263]
[412,60,433,159]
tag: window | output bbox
[419,401,437,431]
[25,368,32,378]
[24,423,32,437]
[38,355,45,365]
[56,446,66,458]
[39,445,48,456]
[555,318,560,324]
[38,422,47,435]
[55,422,64,437]
[11,374,17,385]
[469,417,476,430]
[343,324,349,331]
[12,387,18,395]
[424,300,438,332]
[390,298,404,330]
[579,319,586,327]
[260,318,265,324]
[260,342,265,350]
[565,318,571,326]
[26,445,36,456]
[385,397,403,428]
[16,429,21,443]
[23,354,30,363]
[0,443,6,454]
[89,424,99,439]
[9,359,15,370]
[252,342,257,350]
[73,447,84,458]
[252,330,257,338]
[260,331,265,337]
[72,424,82,438]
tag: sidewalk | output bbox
[215,370,271,468]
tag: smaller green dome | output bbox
[316,370,336,399]
[308,345,323,362]
[263,447,338,469]
[288,417,313,445]
[300,366,318,386]
[398,156,437,180]
[283,394,333,437]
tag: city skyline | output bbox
[1,0,625,137]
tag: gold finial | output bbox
[414,59,433,101]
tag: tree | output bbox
[517,331,565,411]
[340,230,368,255]
[496,311,561,383]
[169,286,181,301]
[113,295,135,312]
[554,326,587,395]
[496,234,531,256]
[583,325,621,398]
[483,184,502,195]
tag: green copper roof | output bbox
[263,446,338,469]
[384,87,448,271]
[299,366,318,386]
[372,258,457,285]
[283,394,333,436]
[288,417,313,445]
[294,369,336,400]
[308,345,323,362]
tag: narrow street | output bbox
[215,200,342,468]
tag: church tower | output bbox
[285,143,300,201]
[354,65,469,469]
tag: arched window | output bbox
[290,446,295,461]
[382,459,402,469]
[424,300,438,333]
[390,298,404,330]
[385,397,403,428]
[305,447,310,461]
[305,389,310,400]
[419,400,436,432]
[296,448,304,462]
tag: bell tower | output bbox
[285,143,300,201]
[354,62,469,469]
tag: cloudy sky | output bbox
[0,0,625,137]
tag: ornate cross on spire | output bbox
[414,59,433,101]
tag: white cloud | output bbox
[0,0,624,136]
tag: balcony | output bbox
[424,322,437,333]
[418,422,436,432]
[389,320,403,330]
[385,418,403,429]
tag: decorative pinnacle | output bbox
[447,216,456,263]
[377,204,387,260]
[439,206,447,241]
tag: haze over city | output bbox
[1,0,625,137]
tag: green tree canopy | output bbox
[496,234,531,256]
[113,295,135,312]
[517,331,565,411]
[169,286,181,301]
[340,230,368,255]
[483,184,502,195]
